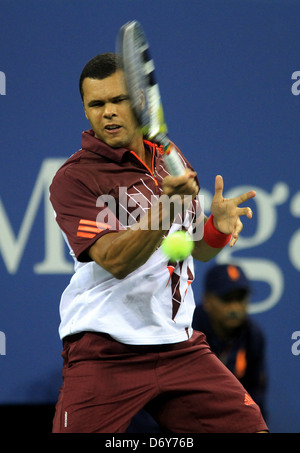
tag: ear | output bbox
[83,103,88,120]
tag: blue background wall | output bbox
[1,0,300,433]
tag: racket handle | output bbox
[164,144,186,176]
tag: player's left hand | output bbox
[210,175,256,247]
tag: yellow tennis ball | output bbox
[161,231,194,261]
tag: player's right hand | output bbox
[162,169,199,199]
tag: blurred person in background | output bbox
[192,263,268,420]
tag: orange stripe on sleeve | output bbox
[79,219,112,230]
[77,231,96,239]
[78,225,103,233]
[79,219,98,226]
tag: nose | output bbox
[227,300,244,312]
[225,300,246,318]
[103,102,117,118]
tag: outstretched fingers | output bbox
[214,175,224,201]
[237,206,253,219]
[210,175,257,246]
[234,190,256,207]
[230,218,243,247]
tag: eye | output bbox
[89,101,105,108]
[113,96,129,104]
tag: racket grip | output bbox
[164,144,186,176]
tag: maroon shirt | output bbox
[50,129,198,262]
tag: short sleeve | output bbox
[49,168,124,262]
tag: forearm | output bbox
[192,238,223,262]
[89,169,198,278]
[192,215,231,262]
[89,195,182,279]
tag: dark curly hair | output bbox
[79,53,123,101]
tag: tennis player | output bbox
[50,53,268,433]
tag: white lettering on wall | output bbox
[0,157,299,314]
[289,191,300,271]
[0,159,73,274]
[204,182,290,314]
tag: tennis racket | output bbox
[117,20,186,177]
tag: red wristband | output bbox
[203,215,232,248]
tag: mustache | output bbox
[224,311,245,321]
